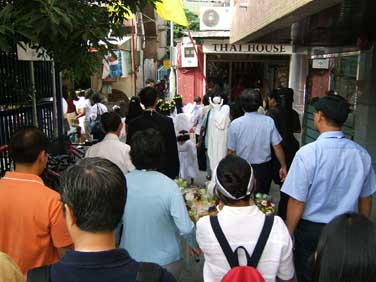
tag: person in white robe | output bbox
[177,131,199,183]
[207,96,230,174]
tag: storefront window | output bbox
[329,55,358,108]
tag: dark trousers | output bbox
[251,161,273,194]
[294,220,326,282]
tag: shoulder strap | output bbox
[136,262,163,282]
[210,216,239,268]
[27,265,51,282]
[97,104,102,116]
[249,216,274,267]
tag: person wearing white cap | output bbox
[196,155,295,282]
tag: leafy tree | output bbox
[0,0,156,80]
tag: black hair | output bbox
[240,88,262,112]
[129,128,166,170]
[60,157,126,232]
[278,88,294,105]
[194,96,202,104]
[268,89,281,104]
[91,92,102,104]
[101,112,122,133]
[215,155,252,205]
[145,78,155,85]
[313,95,350,127]
[85,89,94,99]
[174,95,183,114]
[229,101,244,121]
[177,130,190,142]
[78,90,86,97]
[70,91,78,101]
[138,87,158,108]
[9,126,49,164]
[127,96,143,118]
[313,213,376,282]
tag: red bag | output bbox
[210,216,274,282]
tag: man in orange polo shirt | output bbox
[0,126,72,276]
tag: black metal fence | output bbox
[0,49,62,175]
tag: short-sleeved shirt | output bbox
[90,103,108,121]
[120,170,196,266]
[227,112,282,164]
[281,131,376,223]
[0,172,72,275]
[48,249,175,282]
[196,206,295,282]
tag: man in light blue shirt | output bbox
[282,95,376,282]
[227,89,287,194]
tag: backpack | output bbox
[210,215,274,282]
[28,262,164,282]
[89,104,105,141]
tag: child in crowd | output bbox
[177,130,199,184]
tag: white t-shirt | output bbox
[90,103,108,121]
[75,97,92,122]
[196,205,295,282]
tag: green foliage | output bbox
[0,0,156,81]
[167,8,200,46]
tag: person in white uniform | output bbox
[196,155,295,282]
[85,112,134,175]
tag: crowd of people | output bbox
[1,79,376,282]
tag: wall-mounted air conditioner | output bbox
[200,7,231,31]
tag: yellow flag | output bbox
[156,0,188,27]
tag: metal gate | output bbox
[0,50,63,174]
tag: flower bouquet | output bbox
[175,179,216,222]
[254,193,276,215]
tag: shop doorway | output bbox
[206,54,290,100]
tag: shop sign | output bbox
[312,58,329,69]
[203,41,292,55]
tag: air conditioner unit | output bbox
[200,7,231,31]
[181,44,198,68]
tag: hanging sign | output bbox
[203,41,293,55]
[17,42,51,61]
[312,58,329,69]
